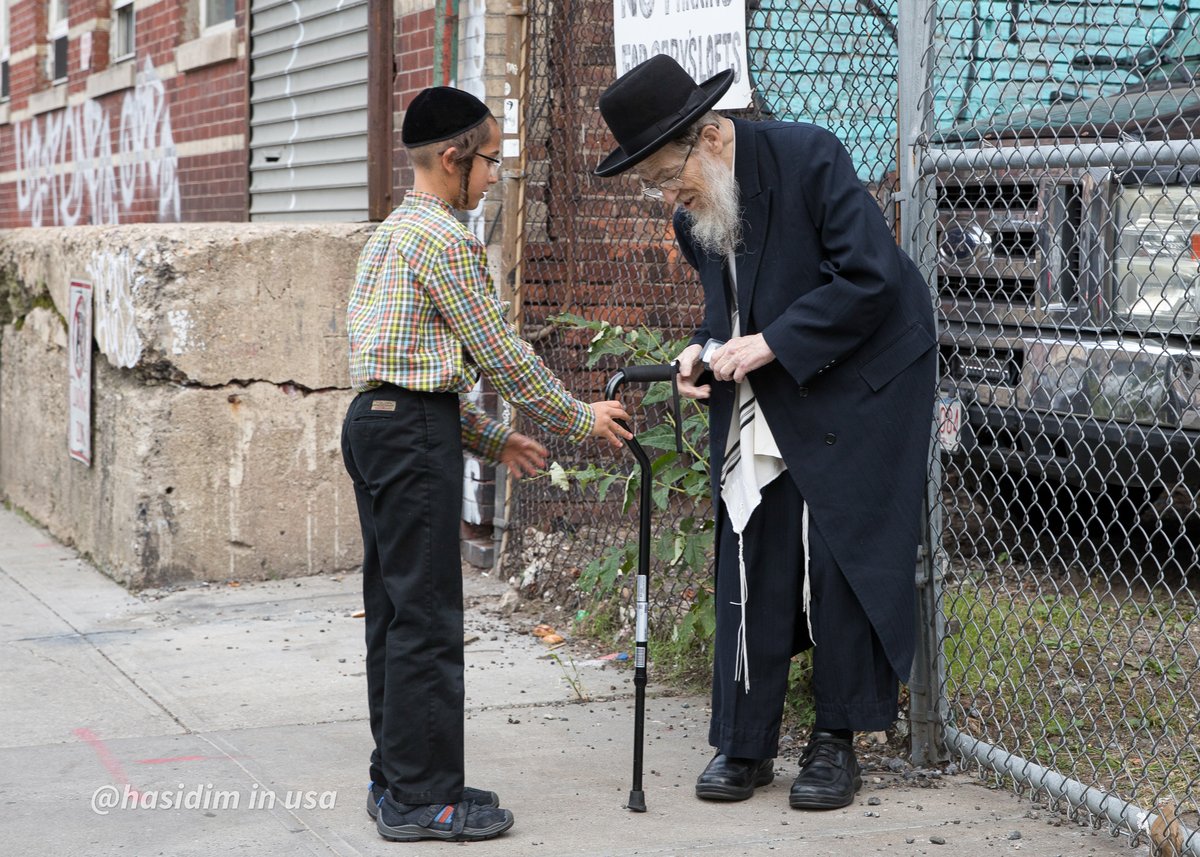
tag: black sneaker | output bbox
[367,783,500,819]
[375,792,514,842]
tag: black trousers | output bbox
[341,385,466,805]
[710,474,899,759]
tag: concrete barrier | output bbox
[0,223,372,588]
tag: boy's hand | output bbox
[589,400,634,448]
[675,343,711,400]
[500,432,548,478]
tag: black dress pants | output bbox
[710,474,899,759]
[341,384,465,805]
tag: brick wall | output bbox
[522,0,700,401]
[393,4,438,194]
[508,0,706,544]
[0,0,248,227]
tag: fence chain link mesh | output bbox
[507,0,1198,848]
[919,0,1200,848]
[507,0,901,645]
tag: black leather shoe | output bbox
[789,731,862,809]
[695,753,774,801]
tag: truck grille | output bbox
[938,182,1041,211]
[943,273,1038,303]
[931,176,1065,307]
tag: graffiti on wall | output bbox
[85,249,143,368]
[14,58,181,228]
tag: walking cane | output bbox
[604,362,683,813]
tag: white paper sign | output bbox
[68,280,93,466]
[612,0,751,110]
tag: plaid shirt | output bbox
[348,191,594,463]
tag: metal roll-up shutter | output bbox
[249,0,369,221]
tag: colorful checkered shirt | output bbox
[348,191,594,463]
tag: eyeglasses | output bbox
[638,142,695,200]
[475,153,502,176]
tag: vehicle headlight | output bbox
[1113,185,1200,335]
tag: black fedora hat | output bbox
[594,55,734,177]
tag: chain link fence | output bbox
[507,0,903,631]
[505,0,704,623]
[917,0,1200,849]
[506,0,1198,849]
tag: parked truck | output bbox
[932,17,1200,540]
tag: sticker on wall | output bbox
[68,280,94,467]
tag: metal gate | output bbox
[510,1,1199,850]
[248,0,369,221]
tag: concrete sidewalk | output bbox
[0,507,1142,856]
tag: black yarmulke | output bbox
[401,87,492,147]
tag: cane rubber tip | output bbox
[627,790,646,812]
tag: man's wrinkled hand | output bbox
[499,431,548,479]
[675,343,711,400]
[709,333,775,383]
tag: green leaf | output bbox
[677,591,715,647]
[653,532,676,563]
[658,462,691,488]
[637,422,680,451]
[596,474,619,502]
[587,336,633,366]
[671,532,686,565]
[650,451,678,474]
[569,463,606,490]
[580,543,637,595]
[641,382,674,406]
[547,311,599,330]
[681,529,713,573]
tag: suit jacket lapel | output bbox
[732,119,769,326]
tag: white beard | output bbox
[681,153,742,257]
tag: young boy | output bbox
[341,86,632,843]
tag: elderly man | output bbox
[594,55,936,810]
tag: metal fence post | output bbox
[899,0,948,767]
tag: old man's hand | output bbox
[709,333,776,383]
[675,343,712,400]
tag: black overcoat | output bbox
[675,118,937,682]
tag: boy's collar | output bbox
[405,189,456,212]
